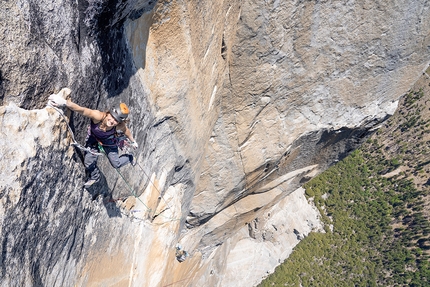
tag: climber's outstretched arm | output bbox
[65,100,104,122]
[48,89,139,149]
[48,89,104,122]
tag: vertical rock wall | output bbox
[0,0,188,286]
[191,0,430,226]
[186,2,430,279]
[0,0,429,286]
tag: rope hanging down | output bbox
[48,104,103,155]
[134,161,181,223]
[95,137,181,223]
[96,143,151,214]
[48,103,180,223]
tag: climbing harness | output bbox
[71,143,103,156]
[48,103,180,224]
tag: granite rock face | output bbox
[1,0,429,286]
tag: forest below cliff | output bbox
[259,71,430,286]
[1,1,430,286]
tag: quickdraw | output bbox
[48,103,180,224]
[71,142,103,156]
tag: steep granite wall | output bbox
[1,0,429,286]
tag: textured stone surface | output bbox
[220,187,323,287]
[191,0,430,224]
[0,0,429,286]
[0,103,88,286]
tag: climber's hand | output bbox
[48,92,67,107]
[130,141,139,149]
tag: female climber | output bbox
[48,91,138,188]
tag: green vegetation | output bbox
[258,86,430,286]
[259,148,429,287]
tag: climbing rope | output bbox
[97,143,152,214]
[118,167,180,223]
[48,103,180,223]
[134,160,181,223]
[97,143,180,223]
[135,161,174,214]
[48,103,103,155]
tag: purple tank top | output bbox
[89,120,116,145]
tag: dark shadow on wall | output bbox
[70,145,126,218]
[0,149,93,286]
[83,174,123,218]
[91,0,157,99]
[126,8,154,71]
[63,0,156,144]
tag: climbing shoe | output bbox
[129,155,136,166]
[84,179,98,189]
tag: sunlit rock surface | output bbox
[1,0,429,286]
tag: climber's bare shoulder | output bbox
[66,101,104,122]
